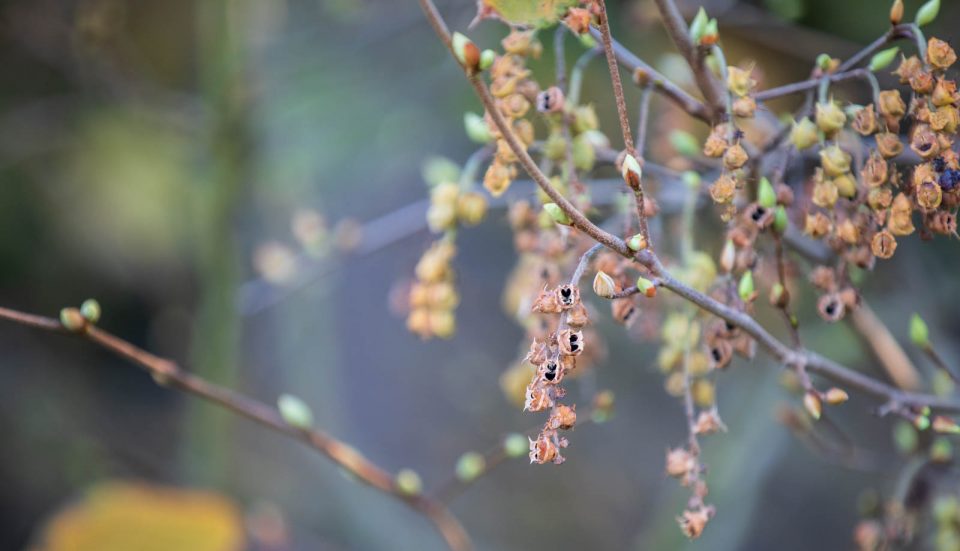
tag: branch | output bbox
[0,306,472,551]
[587,27,712,123]
[650,0,725,118]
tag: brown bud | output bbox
[890,0,903,25]
[803,391,823,419]
[824,387,850,404]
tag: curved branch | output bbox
[0,306,472,551]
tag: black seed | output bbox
[712,348,722,362]
[544,370,556,381]
[569,334,578,342]
[570,343,579,352]
[825,302,836,316]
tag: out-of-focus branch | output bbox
[848,302,922,391]
[0,306,471,551]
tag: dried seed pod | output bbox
[927,37,957,70]
[548,404,577,430]
[722,143,749,170]
[817,292,845,322]
[559,329,584,356]
[876,132,903,158]
[709,173,737,204]
[709,338,734,369]
[694,410,726,435]
[703,125,729,157]
[524,383,554,412]
[804,212,833,238]
[871,230,898,259]
[665,448,696,479]
[532,286,563,313]
[528,432,560,464]
[862,151,888,187]
[555,284,580,309]
[744,203,774,230]
[852,104,878,135]
[566,303,590,328]
[809,266,838,291]
[535,86,565,114]
[611,297,638,326]
[538,359,564,385]
[678,508,712,539]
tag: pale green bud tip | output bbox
[277,393,314,429]
[463,112,492,144]
[455,451,486,482]
[757,177,776,209]
[868,46,899,72]
[503,433,528,458]
[689,7,709,42]
[669,130,700,157]
[815,53,832,70]
[636,276,656,298]
[702,19,718,42]
[915,0,940,27]
[627,233,647,252]
[773,205,788,234]
[621,154,642,187]
[395,469,423,496]
[60,307,86,332]
[910,313,930,348]
[593,271,617,298]
[479,49,496,71]
[543,203,572,226]
[738,270,755,302]
[80,299,101,324]
[451,32,472,65]
[915,415,931,431]
[682,171,701,189]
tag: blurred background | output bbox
[2,0,960,550]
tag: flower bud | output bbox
[689,7,709,43]
[869,46,899,72]
[464,112,492,143]
[890,0,904,25]
[699,18,719,46]
[636,276,657,298]
[669,130,700,157]
[278,394,314,429]
[593,271,617,298]
[790,117,819,150]
[910,313,930,348]
[621,153,643,189]
[773,205,789,234]
[815,100,846,136]
[543,203,571,226]
[816,53,833,71]
[824,388,849,405]
[720,239,736,273]
[80,299,101,324]
[452,32,480,71]
[915,0,940,27]
[627,233,648,251]
[804,391,822,420]
[757,177,776,209]
[60,307,86,332]
[455,451,486,481]
[770,282,790,308]
[915,415,931,431]
[479,49,496,71]
[503,433,529,457]
[395,469,423,496]
[738,270,755,302]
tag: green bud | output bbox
[738,270,755,302]
[277,393,314,429]
[636,276,656,298]
[395,469,423,496]
[915,0,940,27]
[60,307,86,332]
[455,451,486,482]
[815,53,832,71]
[773,205,789,234]
[80,299,101,324]
[915,414,931,431]
[627,233,647,251]
[463,112,492,144]
[422,156,460,187]
[931,437,952,462]
[620,153,642,188]
[893,420,918,454]
[571,133,596,171]
[689,7,709,43]
[910,313,930,348]
[543,203,572,226]
[868,46,900,72]
[669,130,700,157]
[451,32,476,67]
[757,177,776,209]
[479,49,496,71]
[503,433,528,458]
[681,171,701,189]
[702,18,718,44]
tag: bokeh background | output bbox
[2,0,960,550]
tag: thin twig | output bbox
[0,306,471,551]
